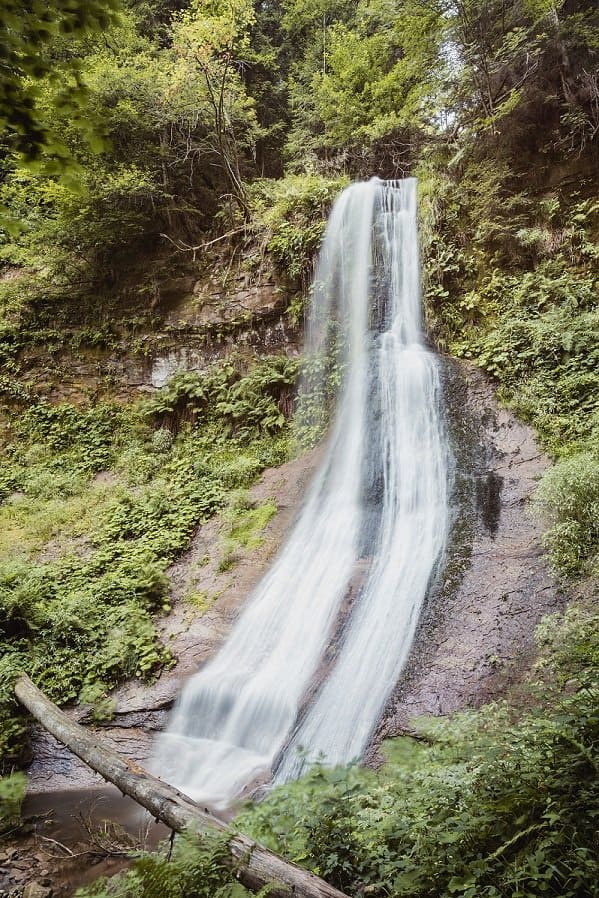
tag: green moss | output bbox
[216,492,278,573]
[225,492,278,550]
[185,591,214,613]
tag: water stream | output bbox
[153,178,451,807]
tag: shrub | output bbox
[76,831,251,898]
[249,175,348,284]
[535,449,599,575]
[144,355,299,438]
[0,771,27,836]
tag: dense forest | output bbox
[0,1,598,897]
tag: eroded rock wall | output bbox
[376,361,564,745]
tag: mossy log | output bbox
[15,673,348,898]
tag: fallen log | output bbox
[15,674,348,898]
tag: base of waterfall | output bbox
[156,732,270,808]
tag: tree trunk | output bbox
[15,674,348,898]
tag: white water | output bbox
[153,178,450,806]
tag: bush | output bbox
[0,771,27,836]
[535,449,599,575]
[144,355,299,438]
[249,175,348,284]
[0,654,29,768]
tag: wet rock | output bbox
[15,270,300,406]
[373,361,564,749]
[159,276,196,305]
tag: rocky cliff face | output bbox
[375,362,564,750]
[15,258,301,404]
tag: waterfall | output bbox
[153,178,451,807]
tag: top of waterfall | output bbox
[369,175,417,187]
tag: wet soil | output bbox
[1,788,168,897]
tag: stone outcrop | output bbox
[17,270,301,402]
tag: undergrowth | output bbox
[248,175,348,288]
[76,830,252,898]
[218,491,278,572]
[238,603,599,898]
[0,771,26,837]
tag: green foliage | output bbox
[144,354,299,438]
[239,605,599,898]
[223,493,277,551]
[535,603,599,689]
[218,490,277,570]
[0,0,266,305]
[170,0,261,216]
[0,357,294,770]
[313,1,447,159]
[249,175,347,284]
[419,168,598,582]
[0,771,27,836]
[78,681,116,723]
[76,830,252,898]
[278,0,450,172]
[0,400,135,507]
[456,278,598,452]
[278,0,356,167]
[185,590,214,613]
[0,655,29,766]
[0,0,120,163]
[1,18,168,281]
[535,449,599,575]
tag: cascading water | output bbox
[153,177,451,807]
